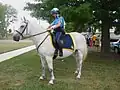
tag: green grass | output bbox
[0,34,14,40]
[0,41,33,54]
[0,51,120,90]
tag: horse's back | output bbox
[69,32,88,60]
[69,32,86,48]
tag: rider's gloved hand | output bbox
[47,28,53,33]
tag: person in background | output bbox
[92,33,97,46]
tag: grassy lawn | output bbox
[0,41,33,54]
[0,51,120,90]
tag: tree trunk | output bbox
[101,20,110,53]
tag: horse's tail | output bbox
[83,39,88,60]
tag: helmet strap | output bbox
[57,14,60,17]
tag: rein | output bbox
[16,30,50,51]
[15,21,51,51]
[23,30,49,39]
[15,30,48,40]
[36,34,50,51]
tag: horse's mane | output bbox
[29,19,50,31]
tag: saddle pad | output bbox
[50,33,74,50]
[60,34,74,50]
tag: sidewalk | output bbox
[0,45,36,63]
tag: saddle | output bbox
[50,32,75,51]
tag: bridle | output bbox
[15,22,49,39]
[15,22,28,39]
[15,21,50,51]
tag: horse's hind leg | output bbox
[74,50,83,79]
[73,50,80,74]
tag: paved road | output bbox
[0,45,36,63]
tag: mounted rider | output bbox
[47,8,65,57]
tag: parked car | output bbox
[110,39,120,54]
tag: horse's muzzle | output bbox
[13,34,20,42]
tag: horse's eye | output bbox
[20,25,24,28]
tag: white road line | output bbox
[0,45,36,63]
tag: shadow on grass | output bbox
[88,51,120,60]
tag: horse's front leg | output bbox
[46,56,55,85]
[39,55,46,80]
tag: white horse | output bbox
[13,18,88,85]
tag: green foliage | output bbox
[25,0,120,52]
[65,22,75,32]
[0,3,17,39]
[5,5,18,27]
[86,0,120,52]
[25,0,93,32]
[87,0,120,26]
[0,3,6,38]
[25,0,120,30]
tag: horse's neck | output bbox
[29,22,48,46]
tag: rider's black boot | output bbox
[54,49,58,56]
[59,48,63,57]
[53,49,58,60]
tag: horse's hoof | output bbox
[39,76,45,80]
[76,75,80,79]
[74,71,78,75]
[48,80,54,85]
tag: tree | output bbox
[25,0,93,32]
[0,3,6,38]
[0,3,17,38]
[86,0,120,53]
[5,5,18,28]
[25,0,120,53]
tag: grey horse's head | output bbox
[13,17,29,41]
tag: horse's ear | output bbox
[23,16,26,21]
[21,17,23,21]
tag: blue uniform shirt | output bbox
[51,16,65,32]
[60,16,65,29]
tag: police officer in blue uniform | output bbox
[47,8,65,57]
